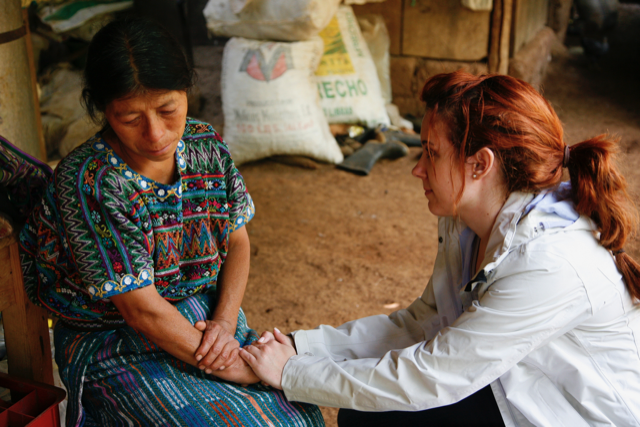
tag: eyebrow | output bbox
[421,140,437,150]
[116,100,176,117]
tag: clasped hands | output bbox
[194,319,295,389]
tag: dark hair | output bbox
[82,17,195,123]
[421,70,640,302]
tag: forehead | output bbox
[420,113,451,150]
[109,90,182,112]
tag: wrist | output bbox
[211,317,237,334]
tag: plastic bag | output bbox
[204,0,341,42]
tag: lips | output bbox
[146,143,173,156]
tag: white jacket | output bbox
[282,186,640,426]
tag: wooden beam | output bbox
[488,0,503,73]
[0,0,44,160]
[22,9,46,162]
[2,238,54,385]
[498,0,513,75]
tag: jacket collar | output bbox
[469,185,595,282]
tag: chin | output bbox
[427,203,452,217]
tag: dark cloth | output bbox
[337,385,505,427]
[0,135,52,225]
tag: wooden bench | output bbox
[0,233,53,385]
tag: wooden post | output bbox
[488,0,503,73]
[22,8,46,162]
[0,236,54,386]
[499,0,513,75]
[487,0,514,74]
[0,0,45,160]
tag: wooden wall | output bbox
[352,0,403,55]
[352,0,491,61]
[402,0,491,60]
[511,0,550,55]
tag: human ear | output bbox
[466,147,496,179]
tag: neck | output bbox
[105,130,177,185]
[460,188,507,243]
[462,189,507,274]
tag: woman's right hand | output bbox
[239,328,297,390]
[194,319,240,373]
[256,330,295,348]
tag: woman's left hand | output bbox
[239,328,296,389]
[194,319,240,372]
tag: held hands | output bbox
[194,319,240,373]
[239,328,296,390]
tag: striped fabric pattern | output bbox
[55,292,324,426]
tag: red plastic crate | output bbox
[0,373,65,427]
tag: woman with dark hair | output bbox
[19,17,323,426]
[240,71,640,426]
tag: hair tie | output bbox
[562,145,571,168]
[613,249,625,255]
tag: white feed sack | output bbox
[203,0,341,42]
[315,6,389,128]
[221,37,343,165]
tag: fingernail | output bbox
[258,337,265,343]
[199,365,205,370]
[274,327,280,334]
[196,355,203,361]
[205,369,212,374]
[219,366,225,371]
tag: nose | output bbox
[144,114,164,143]
[412,152,426,179]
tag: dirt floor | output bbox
[193,5,640,426]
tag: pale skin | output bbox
[240,113,510,388]
[106,89,258,384]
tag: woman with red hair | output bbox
[240,71,640,426]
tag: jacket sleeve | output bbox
[292,280,441,361]
[282,248,593,411]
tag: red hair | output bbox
[421,70,640,302]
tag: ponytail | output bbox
[567,135,640,301]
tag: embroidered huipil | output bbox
[19,119,254,329]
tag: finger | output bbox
[194,321,206,331]
[200,340,225,369]
[222,347,240,370]
[239,347,257,365]
[258,331,274,344]
[195,328,221,363]
[242,344,263,357]
[209,341,239,371]
[273,328,289,345]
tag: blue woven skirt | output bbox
[54,293,324,426]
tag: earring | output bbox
[472,174,477,179]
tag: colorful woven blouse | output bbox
[20,119,254,329]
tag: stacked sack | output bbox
[204,0,391,165]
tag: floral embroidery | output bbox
[88,269,154,299]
